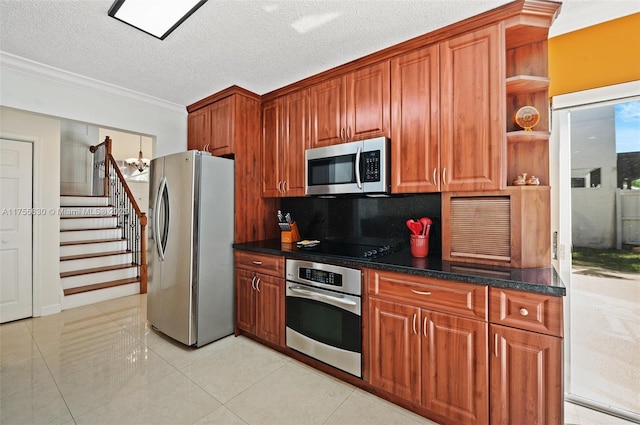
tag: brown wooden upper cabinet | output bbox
[310,61,390,148]
[391,24,504,193]
[262,89,311,197]
[187,95,234,156]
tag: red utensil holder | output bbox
[410,234,429,258]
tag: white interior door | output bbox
[60,121,96,195]
[0,139,33,323]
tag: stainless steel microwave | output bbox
[305,137,390,196]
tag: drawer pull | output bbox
[252,261,263,265]
[519,308,529,317]
[411,289,432,296]
[412,313,417,335]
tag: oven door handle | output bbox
[288,285,357,307]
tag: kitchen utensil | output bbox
[285,212,292,223]
[277,210,285,223]
[406,219,422,235]
[279,223,291,231]
[419,217,432,236]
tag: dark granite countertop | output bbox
[233,239,566,296]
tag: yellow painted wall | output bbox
[549,12,640,96]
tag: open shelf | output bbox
[506,75,549,94]
[507,130,550,143]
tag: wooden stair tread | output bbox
[60,250,130,261]
[60,263,136,278]
[63,277,139,296]
[60,238,126,246]
[60,227,120,232]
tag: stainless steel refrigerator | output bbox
[147,150,234,347]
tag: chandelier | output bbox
[125,136,150,172]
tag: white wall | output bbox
[0,107,61,316]
[0,53,188,316]
[0,53,188,158]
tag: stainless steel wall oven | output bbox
[285,259,362,377]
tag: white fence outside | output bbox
[617,189,640,249]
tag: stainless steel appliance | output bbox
[305,137,390,196]
[285,259,362,377]
[148,150,234,347]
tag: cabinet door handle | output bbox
[277,181,283,193]
[412,313,417,335]
[410,289,432,296]
[251,276,257,290]
[442,167,447,186]
[347,126,352,141]
[340,127,345,142]
[283,180,288,193]
[423,317,428,337]
[252,261,263,265]
[519,308,529,317]
[433,168,438,186]
[494,333,499,357]
[256,277,261,292]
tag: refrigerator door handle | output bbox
[154,176,169,261]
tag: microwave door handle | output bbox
[355,146,362,189]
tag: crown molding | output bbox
[0,51,186,114]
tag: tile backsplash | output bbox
[281,193,442,254]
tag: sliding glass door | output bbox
[551,82,640,423]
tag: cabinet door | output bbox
[369,298,421,403]
[282,89,310,197]
[346,62,390,142]
[390,45,440,193]
[490,324,562,425]
[261,98,283,197]
[235,269,257,334]
[310,76,345,148]
[187,108,210,151]
[255,274,284,347]
[440,24,504,191]
[422,311,488,425]
[209,96,234,156]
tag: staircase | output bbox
[60,195,140,309]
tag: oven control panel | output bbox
[299,268,342,287]
[286,259,361,297]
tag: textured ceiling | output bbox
[0,1,638,107]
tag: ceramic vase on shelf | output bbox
[513,173,527,186]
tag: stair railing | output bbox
[90,136,148,293]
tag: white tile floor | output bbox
[0,294,636,425]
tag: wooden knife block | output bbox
[281,222,301,243]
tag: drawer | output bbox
[489,287,563,337]
[235,251,284,277]
[368,269,487,321]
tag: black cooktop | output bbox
[297,240,400,261]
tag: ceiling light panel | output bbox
[108,0,207,40]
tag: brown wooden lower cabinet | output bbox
[235,268,285,347]
[490,324,563,425]
[369,297,488,425]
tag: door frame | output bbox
[0,132,45,317]
[550,80,640,420]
